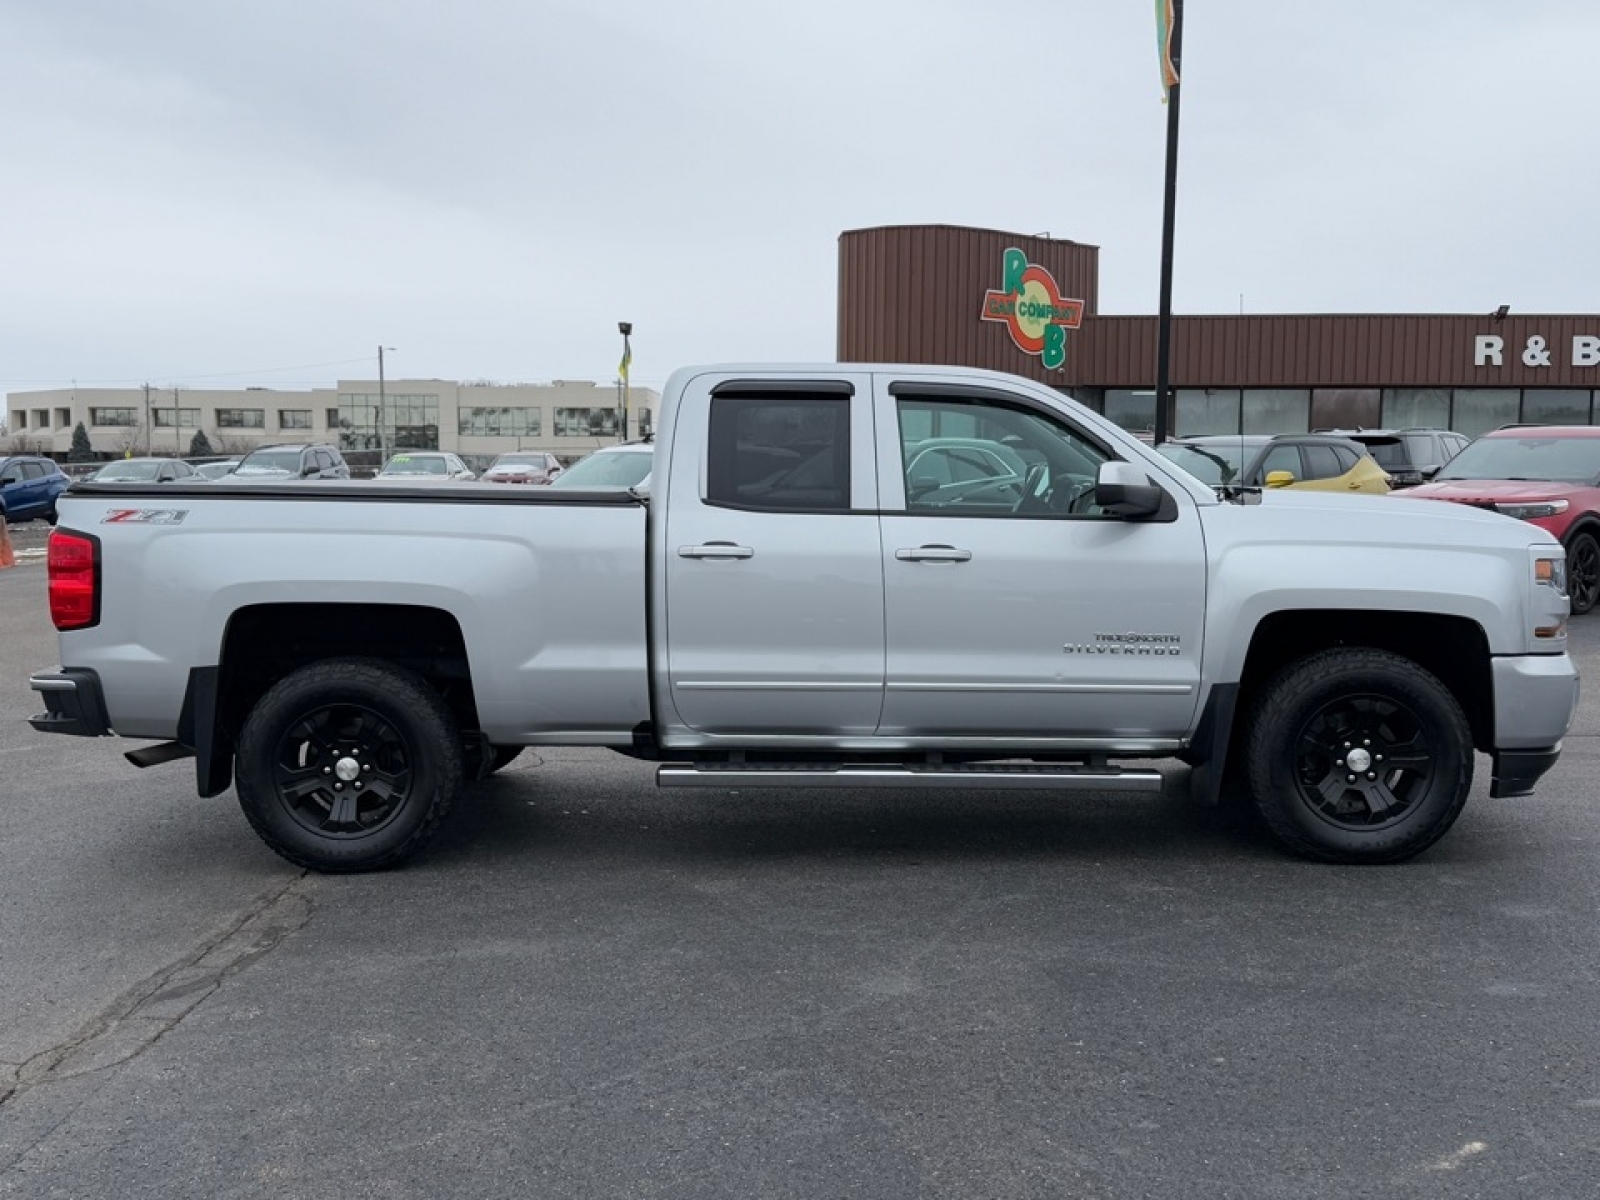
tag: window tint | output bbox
[1302,445,1342,479]
[706,394,850,511]
[1256,445,1303,481]
[1331,446,1360,473]
[896,395,1112,517]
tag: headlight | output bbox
[1496,499,1570,519]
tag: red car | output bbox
[480,451,563,485]
[1399,424,1600,614]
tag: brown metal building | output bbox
[838,225,1600,437]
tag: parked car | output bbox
[88,457,198,483]
[547,441,653,490]
[901,436,1029,506]
[0,454,70,523]
[189,458,242,480]
[1323,427,1471,488]
[481,451,563,485]
[1399,424,1600,614]
[374,451,477,482]
[224,443,350,481]
[1156,433,1392,494]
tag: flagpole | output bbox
[1153,0,1184,446]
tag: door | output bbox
[661,374,886,739]
[874,380,1207,742]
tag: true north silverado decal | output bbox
[1063,632,1183,656]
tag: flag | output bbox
[618,339,632,382]
[1155,0,1180,101]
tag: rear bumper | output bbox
[29,668,113,737]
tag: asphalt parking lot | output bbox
[2,541,1599,1199]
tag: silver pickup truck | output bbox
[29,364,1580,871]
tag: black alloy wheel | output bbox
[1565,532,1600,616]
[1244,648,1473,863]
[236,658,463,872]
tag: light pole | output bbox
[377,345,395,459]
[617,322,632,442]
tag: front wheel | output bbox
[235,658,464,872]
[1243,648,1473,863]
[1565,532,1600,615]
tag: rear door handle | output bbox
[678,542,754,560]
[895,545,973,563]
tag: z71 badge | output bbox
[101,509,190,525]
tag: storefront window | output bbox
[1383,388,1450,429]
[1104,390,1156,436]
[1520,390,1592,425]
[1175,389,1240,436]
[1451,389,1520,437]
[1243,390,1311,435]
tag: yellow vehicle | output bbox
[1156,433,1393,494]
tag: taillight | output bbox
[48,530,100,631]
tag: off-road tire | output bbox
[235,658,463,872]
[1244,647,1473,864]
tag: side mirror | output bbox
[1095,461,1164,518]
[1264,470,1296,488]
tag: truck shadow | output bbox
[435,764,1283,870]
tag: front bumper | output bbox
[29,668,113,737]
[1493,653,1579,748]
[1488,653,1579,798]
[1491,746,1563,798]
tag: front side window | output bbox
[706,393,850,511]
[1256,444,1303,482]
[896,395,1112,517]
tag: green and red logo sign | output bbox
[980,248,1084,370]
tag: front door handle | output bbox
[895,545,973,563]
[678,542,754,560]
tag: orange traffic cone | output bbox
[0,517,14,570]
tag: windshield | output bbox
[1156,441,1249,486]
[549,450,652,489]
[92,461,162,481]
[235,450,303,474]
[380,455,447,476]
[1434,436,1600,484]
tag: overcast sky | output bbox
[2,0,1594,398]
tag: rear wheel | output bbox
[235,658,463,872]
[1565,531,1600,615]
[1244,648,1473,863]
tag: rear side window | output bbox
[706,394,851,511]
[22,461,47,480]
[1302,445,1342,479]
